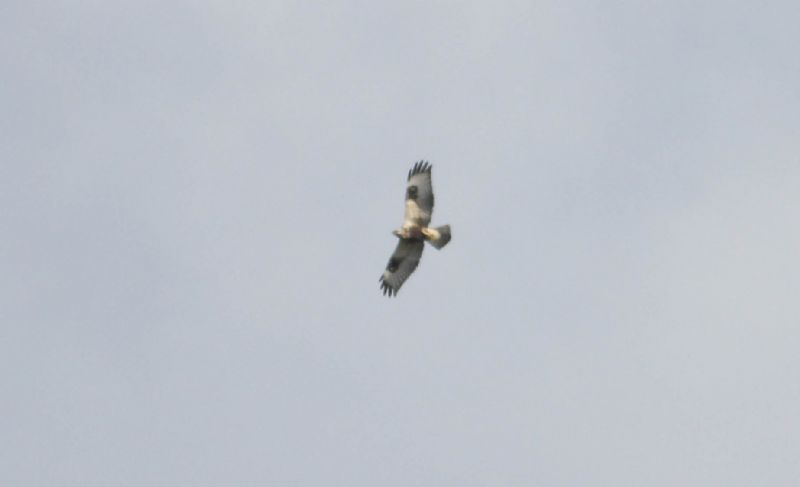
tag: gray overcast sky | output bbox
[3,1,800,485]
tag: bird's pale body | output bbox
[403,200,430,229]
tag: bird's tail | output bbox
[424,225,451,250]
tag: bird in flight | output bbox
[379,161,451,297]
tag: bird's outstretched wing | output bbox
[379,238,424,297]
[404,161,434,225]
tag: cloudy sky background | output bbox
[3,1,800,485]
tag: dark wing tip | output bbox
[408,160,432,180]
[379,278,397,297]
[381,282,397,298]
